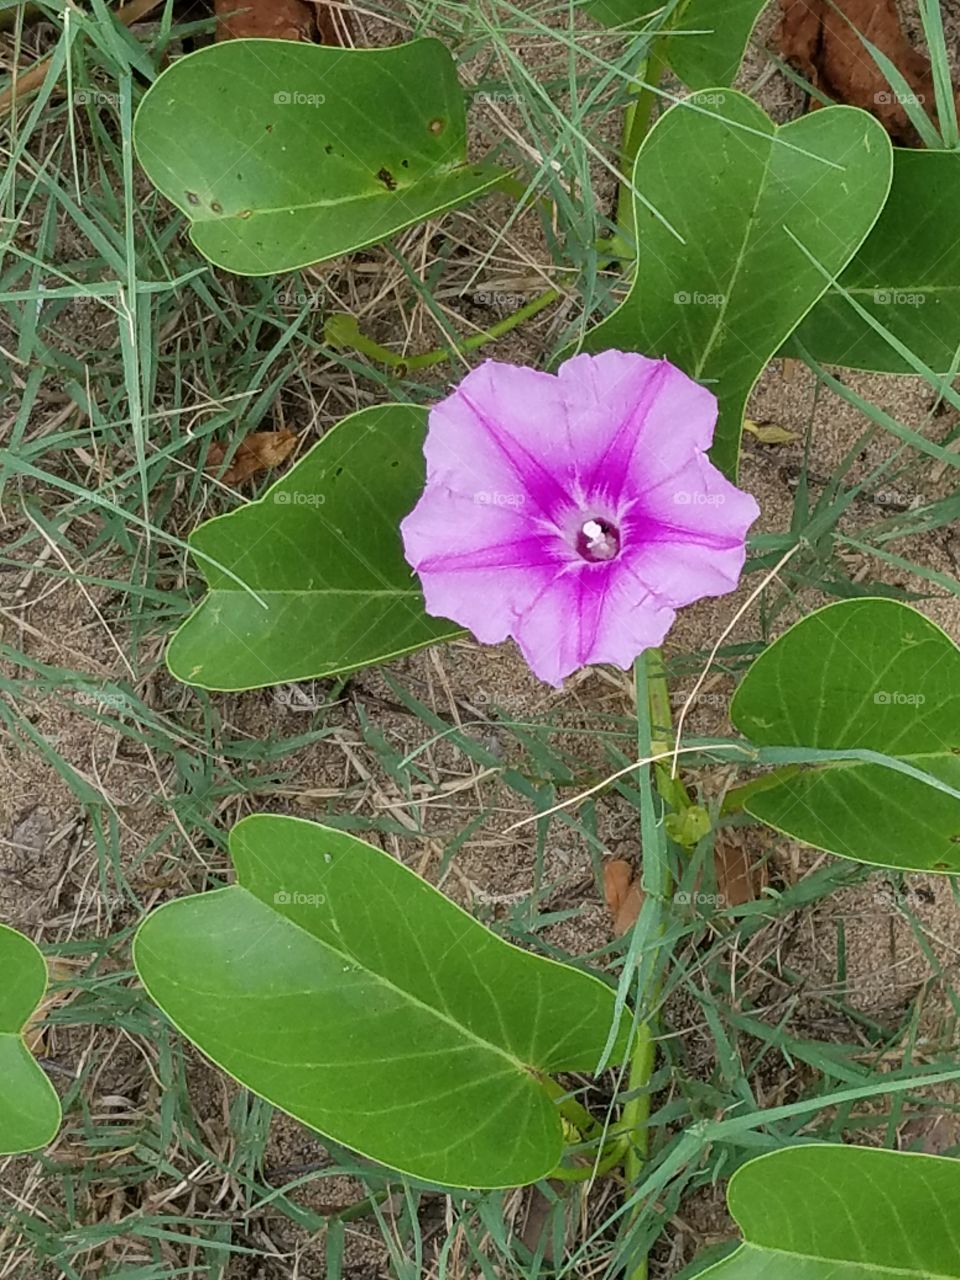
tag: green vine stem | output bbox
[541,1074,604,1137]
[325,287,561,373]
[720,763,805,816]
[611,47,667,262]
[619,648,678,1280]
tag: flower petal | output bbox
[400,487,563,644]
[423,362,574,520]
[557,350,718,498]
[403,352,756,688]
[625,454,761,607]
[514,563,676,687]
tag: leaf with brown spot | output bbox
[778,0,958,146]
[603,859,644,935]
[206,429,298,486]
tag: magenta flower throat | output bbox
[401,350,760,687]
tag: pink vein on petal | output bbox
[582,359,671,500]
[456,388,574,520]
[417,535,560,574]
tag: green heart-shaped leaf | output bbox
[167,404,458,691]
[590,0,767,89]
[793,149,960,373]
[730,599,960,872]
[133,38,507,275]
[0,924,61,1155]
[134,816,629,1188]
[700,1145,960,1278]
[573,91,892,477]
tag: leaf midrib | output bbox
[204,586,422,598]
[228,886,535,1077]
[841,285,960,296]
[692,115,775,380]
[188,165,500,224]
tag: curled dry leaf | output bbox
[603,859,644,935]
[778,0,958,145]
[205,429,298,486]
[743,419,800,446]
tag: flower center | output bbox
[577,517,620,563]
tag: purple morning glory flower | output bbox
[400,350,760,687]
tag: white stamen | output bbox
[580,518,619,561]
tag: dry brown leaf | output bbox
[603,858,644,935]
[206,429,298,486]
[714,832,767,908]
[215,0,352,44]
[215,0,317,40]
[778,0,958,145]
[899,1110,960,1155]
[743,419,800,446]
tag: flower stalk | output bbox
[325,288,561,373]
[619,648,678,1280]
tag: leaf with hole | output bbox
[570,91,892,477]
[133,38,507,274]
[167,404,460,691]
[730,599,960,871]
[698,1144,960,1278]
[133,816,629,1188]
[0,924,61,1155]
[792,149,960,373]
